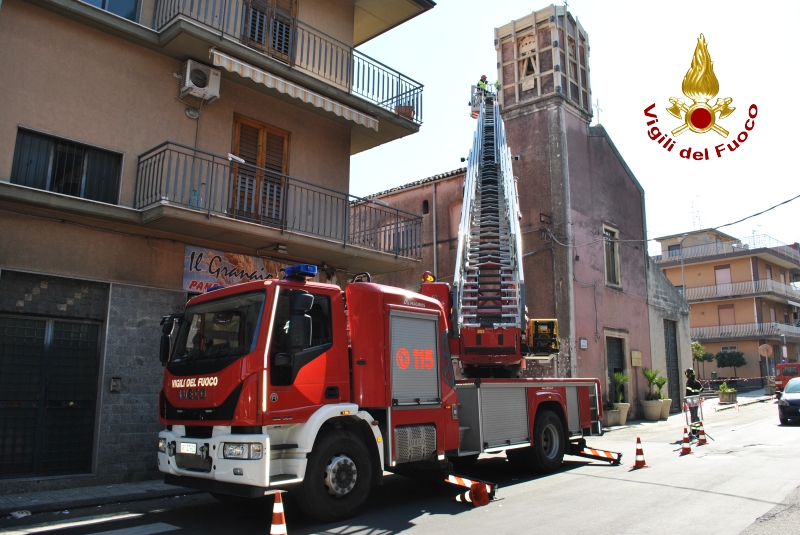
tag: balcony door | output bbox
[714,265,732,297]
[718,304,735,327]
[245,0,297,62]
[231,115,289,226]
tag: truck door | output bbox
[266,287,344,418]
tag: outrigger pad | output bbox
[568,440,622,465]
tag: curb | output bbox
[0,486,203,517]
[714,396,773,411]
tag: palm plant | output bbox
[642,367,662,400]
[611,372,630,404]
[655,377,668,399]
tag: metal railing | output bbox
[151,0,423,123]
[652,234,800,265]
[134,142,422,258]
[691,322,800,340]
[684,279,800,301]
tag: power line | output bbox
[713,193,800,230]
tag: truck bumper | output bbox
[158,428,275,491]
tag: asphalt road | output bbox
[2,400,798,535]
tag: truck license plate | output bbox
[180,442,197,454]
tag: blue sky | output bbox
[351,0,799,253]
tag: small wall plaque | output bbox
[579,337,588,350]
[631,350,642,367]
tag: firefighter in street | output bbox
[685,368,703,425]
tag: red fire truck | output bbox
[157,265,608,520]
[156,89,612,521]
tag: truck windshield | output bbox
[168,291,265,375]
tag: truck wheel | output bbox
[294,430,373,522]
[530,410,565,473]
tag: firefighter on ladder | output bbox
[685,368,703,428]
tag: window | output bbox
[604,227,620,286]
[82,0,139,22]
[11,129,121,205]
[718,305,735,326]
[269,291,332,386]
[668,244,682,257]
[422,200,430,215]
[721,345,738,353]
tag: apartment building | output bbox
[654,230,800,382]
[0,0,433,491]
[370,5,692,418]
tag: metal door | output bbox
[606,336,624,403]
[664,320,680,410]
[0,315,101,478]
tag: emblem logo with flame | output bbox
[666,34,734,137]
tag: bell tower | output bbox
[495,5,592,121]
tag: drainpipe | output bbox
[432,183,438,278]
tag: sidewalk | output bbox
[603,388,774,432]
[0,480,200,517]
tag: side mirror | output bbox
[159,334,171,366]
[291,292,314,313]
[289,314,312,349]
[776,391,782,400]
[274,353,293,367]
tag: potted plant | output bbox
[765,377,776,396]
[641,367,664,421]
[716,381,737,403]
[655,376,671,419]
[611,372,631,425]
[601,400,620,427]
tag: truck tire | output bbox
[507,410,565,473]
[294,430,373,522]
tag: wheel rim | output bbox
[541,423,560,460]
[323,454,358,497]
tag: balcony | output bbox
[684,279,800,302]
[135,142,422,265]
[152,0,423,124]
[691,322,800,342]
[652,234,800,266]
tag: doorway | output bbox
[664,320,680,410]
[230,114,290,226]
[0,316,101,478]
[606,336,624,403]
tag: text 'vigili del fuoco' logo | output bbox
[644,34,757,161]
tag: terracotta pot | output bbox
[616,403,630,425]
[602,409,620,427]
[641,400,662,421]
[660,399,672,419]
[765,384,776,396]
[395,105,415,120]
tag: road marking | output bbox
[0,513,142,535]
[89,522,180,535]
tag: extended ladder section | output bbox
[453,88,524,331]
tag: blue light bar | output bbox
[285,264,317,279]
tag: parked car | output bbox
[778,377,800,425]
[775,363,799,392]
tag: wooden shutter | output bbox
[231,115,289,226]
[718,305,735,326]
[714,265,731,285]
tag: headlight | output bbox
[158,438,167,453]
[778,398,789,406]
[223,443,263,460]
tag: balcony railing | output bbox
[152,0,423,123]
[652,234,800,265]
[134,142,422,259]
[684,279,800,301]
[691,322,800,340]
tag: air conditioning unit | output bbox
[180,60,221,103]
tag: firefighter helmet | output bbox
[685,368,695,378]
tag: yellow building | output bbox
[654,230,800,383]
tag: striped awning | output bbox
[210,49,379,132]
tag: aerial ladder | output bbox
[426,86,558,377]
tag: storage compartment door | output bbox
[390,312,440,405]
[480,386,529,448]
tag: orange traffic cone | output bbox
[680,427,693,456]
[453,489,473,505]
[697,422,708,446]
[270,491,287,535]
[631,437,649,469]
